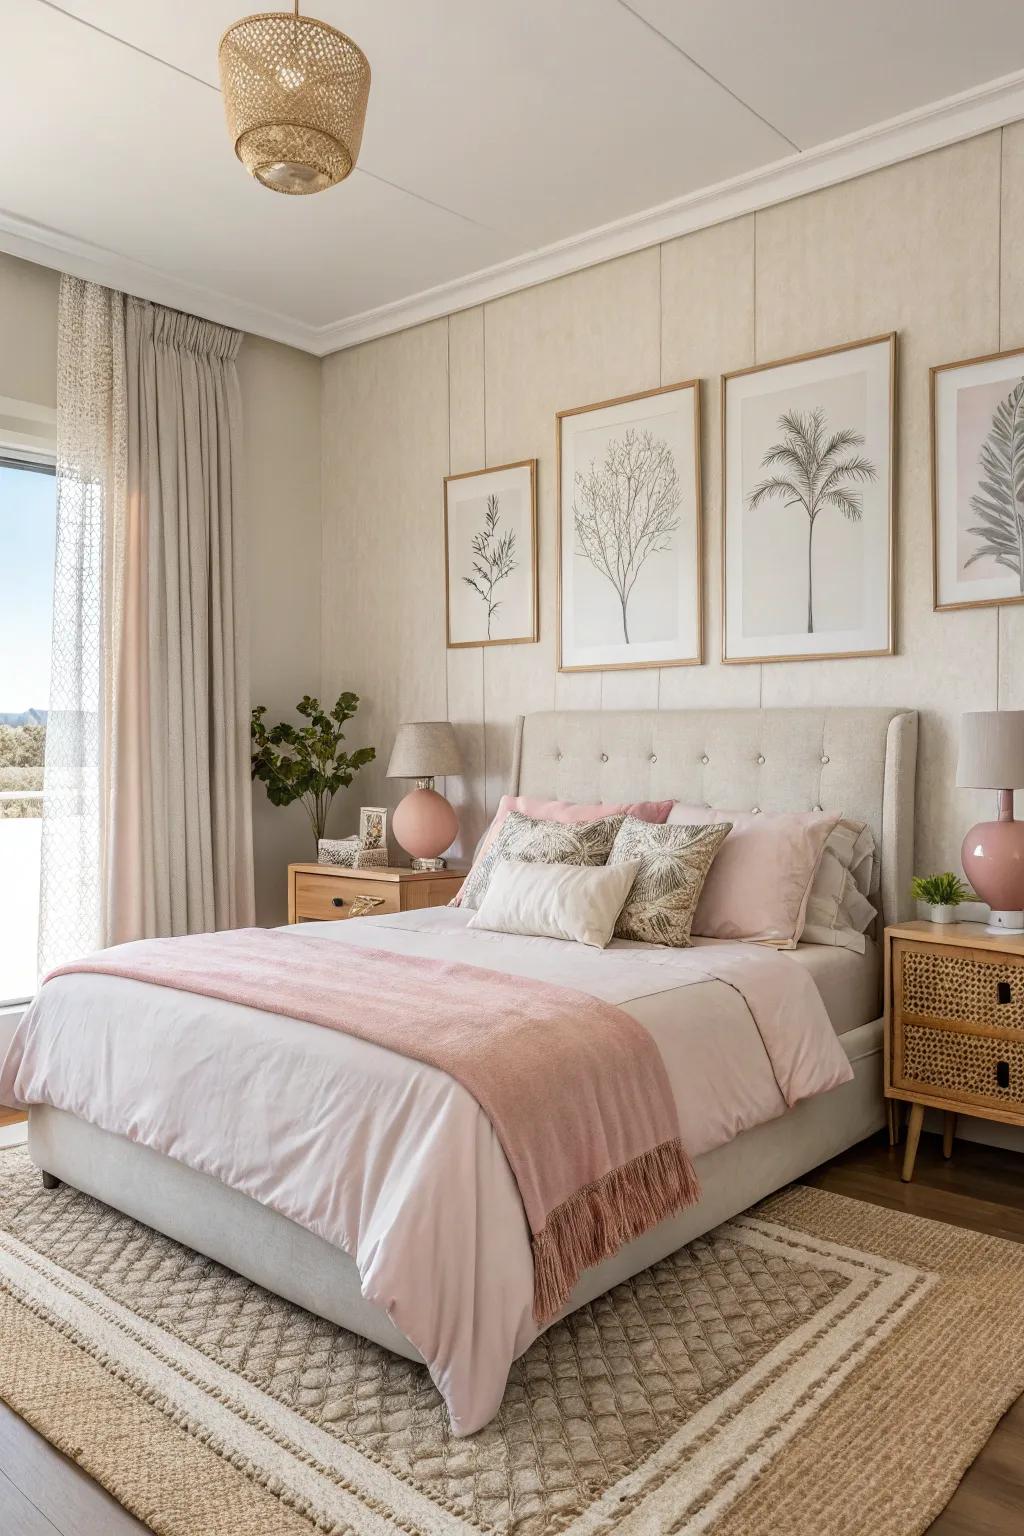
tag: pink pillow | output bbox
[454,794,672,907]
[667,805,841,948]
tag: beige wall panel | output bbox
[479,251,661,813]
[756,134,1003,873]
[321,321,450,845]
[659,215,761,710]
[997,124,1024,736]
[238,336,324,922]
[601,670,659,711]
[0,253,59,408]
[445,307,487,859]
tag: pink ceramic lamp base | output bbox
[392,783,459,871]
[961,789,1024,932]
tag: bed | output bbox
[5,705,917,1434]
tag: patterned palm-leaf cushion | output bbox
[458,810,625,911]
[608,817,732,947]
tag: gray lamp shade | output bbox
[386,721,463,779]
[956,711,1024,789]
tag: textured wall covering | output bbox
[321,125,1024,879]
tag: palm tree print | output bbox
[966,378,1024,592]
[747,408,877,633]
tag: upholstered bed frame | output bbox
[28,706,918,1368]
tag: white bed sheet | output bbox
[1,908,852,1434]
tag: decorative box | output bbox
[354,847,389,869]
[317,836,359,867]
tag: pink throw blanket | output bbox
[47,928,699,1322]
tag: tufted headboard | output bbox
[509,708,918,927]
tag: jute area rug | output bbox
[1,1148,1023,1536]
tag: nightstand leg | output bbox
[886,1099,898,1145]
[942,1112,957,1159]
[902,1103,924,1182]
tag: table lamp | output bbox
[957,710,1024,932]
[387,721,463,871]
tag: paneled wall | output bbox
[320,126,1024,877]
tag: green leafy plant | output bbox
[911,872,969,907]
[251,694,375,852]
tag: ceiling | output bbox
[3,0,1024,354]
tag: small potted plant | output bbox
[251,693,375,855]
[911,871,969,925]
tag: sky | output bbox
[0,463,56,713]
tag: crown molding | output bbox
[0,207,321,353]
[312,66,1024,356]
[2,67,1023,359]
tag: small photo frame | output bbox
[444,460,538,647]
[931,344,1024,611]
[359,806,388,850]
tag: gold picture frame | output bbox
[556,379,703,674]
[931,343,1024,613]
[443,459,538,648]
[721,333,897,665]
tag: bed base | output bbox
[28,1018,883,1368]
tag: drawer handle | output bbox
[998,981,1013,1005]
[332,897,345,908]
[996,1060,1011,1089]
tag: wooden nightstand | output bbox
[884,920,1024,1181]
[287,862,465,924]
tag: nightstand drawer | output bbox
[897,1019,1024,1112]
[897,941,1024,1031]
[293,874,400,922]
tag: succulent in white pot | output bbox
[911,872,969,924]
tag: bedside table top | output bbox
[885,919,1024,956]
[288,862,467,883]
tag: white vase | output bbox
[929,904,959,924]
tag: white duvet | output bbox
[0,908,853,1433]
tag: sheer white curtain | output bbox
[38,277,254,975]
[38,279,125,973]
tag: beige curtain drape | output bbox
[104,297,254,941]
[43,280,255,969]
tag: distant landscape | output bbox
[0,710,47,818]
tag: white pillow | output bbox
[801,820,878,952]
[467,859,640,948]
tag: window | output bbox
[0,455,57,1005]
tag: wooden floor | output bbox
[1,1124,1024,1533]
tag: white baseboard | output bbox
[922,1106,1024,1155]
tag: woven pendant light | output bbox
[218,3,371,195]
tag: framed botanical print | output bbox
[444,459,538,647]
[931,344,1024,611]
[557,380,702,672]
[722,334,896,664]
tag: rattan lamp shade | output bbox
[218,7,370,195]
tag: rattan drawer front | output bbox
[899,1021,1024,1109]
[899,943,1024,1030]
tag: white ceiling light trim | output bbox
[0,65,1022,358]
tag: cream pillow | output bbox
[802,847,877,953]
[467,859,640,948]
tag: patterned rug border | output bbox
[3,1148,1024,1536]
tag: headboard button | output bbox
[751,806,761,814]
[600,753,608,762]
[756,754,765,765]
[821,754,830,765]
[701,754,709,765]
[649,754,657,764]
